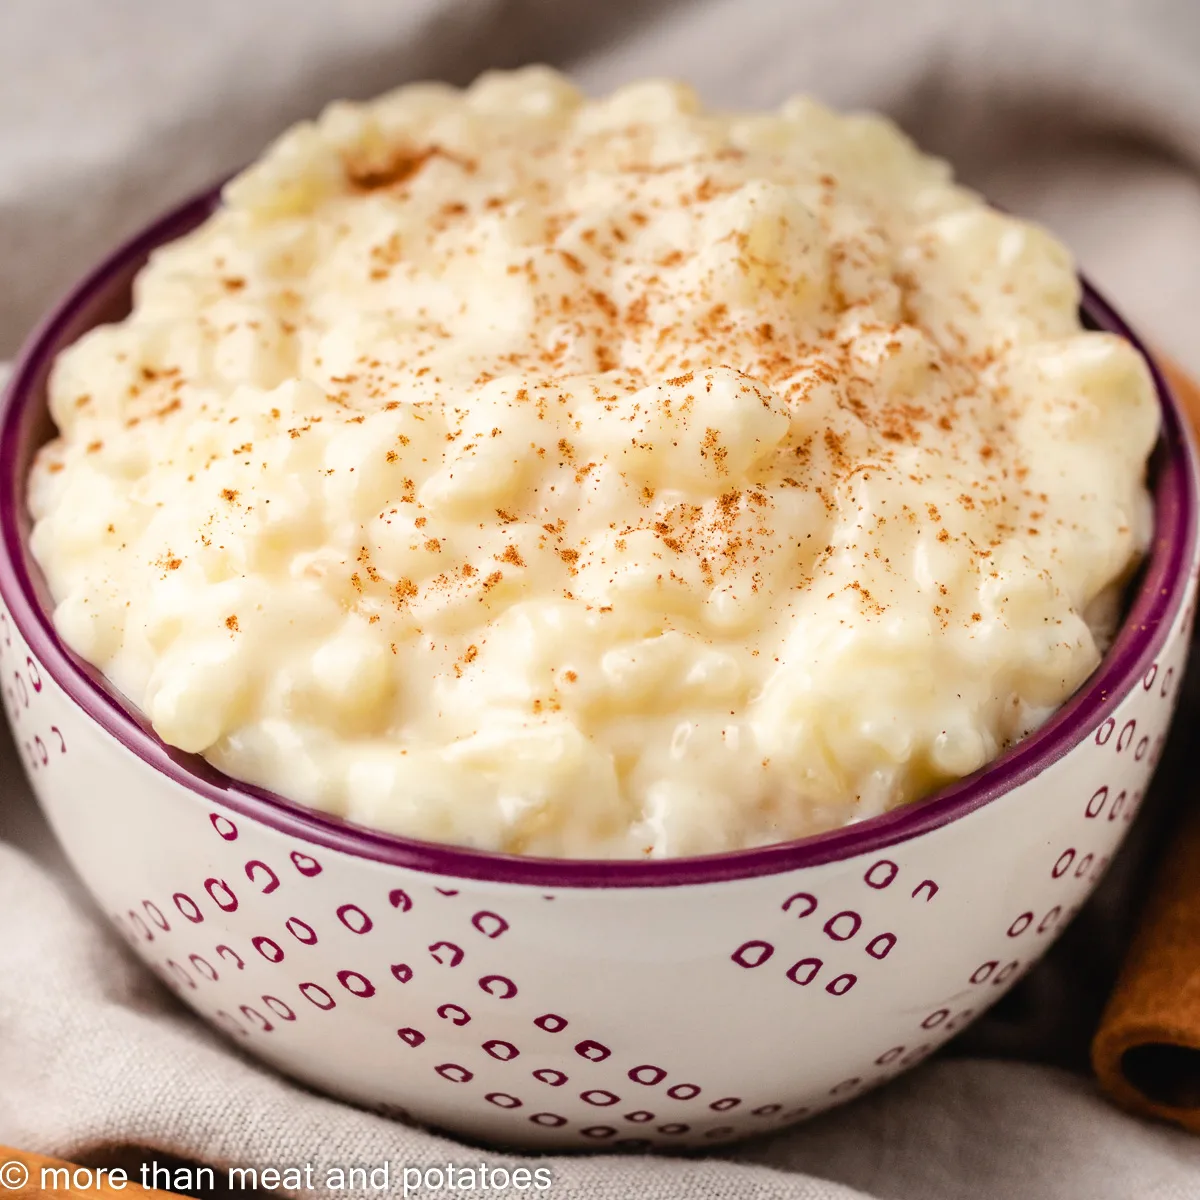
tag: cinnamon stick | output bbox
[1091,356,1200,1128]
[0,1146,169,1199]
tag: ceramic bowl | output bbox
[1,187,1197,1152]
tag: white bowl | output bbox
[1,187,1197,1151]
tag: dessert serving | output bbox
[26,68,1160,858]
[1,67,1195,1149]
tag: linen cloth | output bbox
[2,1,1200,1196]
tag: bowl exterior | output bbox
[1,565,1193,1150]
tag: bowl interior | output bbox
[0,187,1195,886]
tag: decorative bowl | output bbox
[1,187,1196,1150]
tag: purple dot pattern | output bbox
[428,941,463,968]
[286,917,318,945]
[575,1040,611,1062]
[215,944,244,970]
[245,861,279,893]
[336,969,375,997]
[252,935,284,963]
[264,995,296,1021]
[337,904,373,935]
[0,623,71,775]
[290,852,322,877]
[1,561,1194,1152]
[629,1065,667,1086]
[727,857,933,999]
[483,1039,520,1061]
[299,982,336,1011]
[211,814,238,841]
[190,954,217,981]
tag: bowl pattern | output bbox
[0,567,1193,1149]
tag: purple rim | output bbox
[0,185,1196,887]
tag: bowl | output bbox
[1,184,1197,1152]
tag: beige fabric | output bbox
[2,1,1200,1195]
